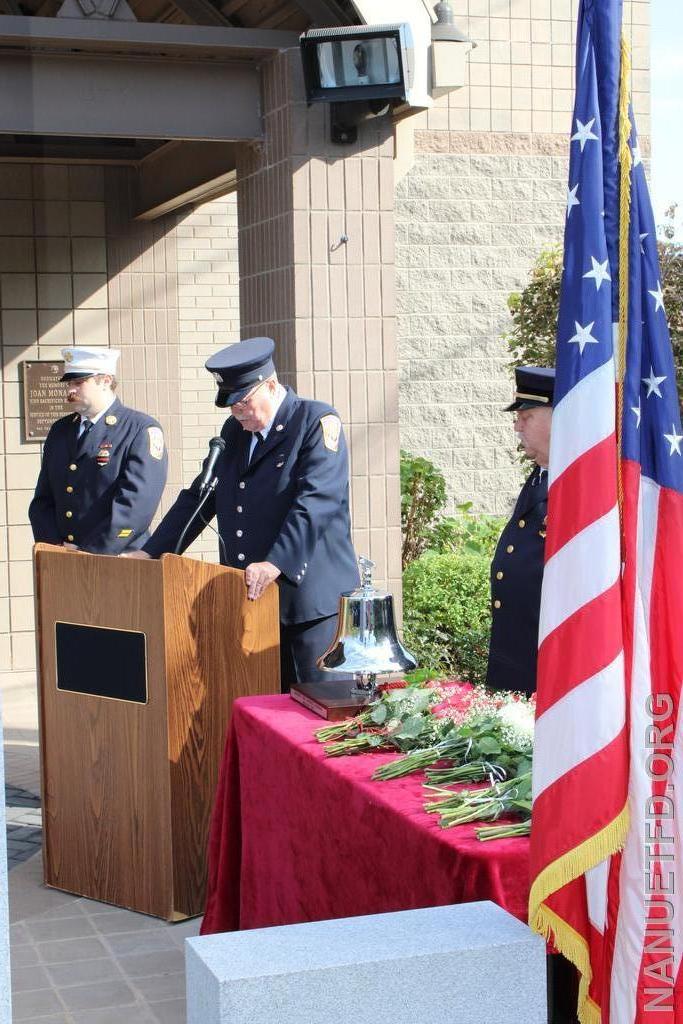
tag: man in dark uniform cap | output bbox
[125,337,359,691]
[29,346,168,554]
[487,365,555,697]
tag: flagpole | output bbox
[616,32,632,529]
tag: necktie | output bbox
[248,432,264,465]
[77,419,92,447]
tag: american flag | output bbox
[528,0,683,1021]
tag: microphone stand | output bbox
[174,477,218,555]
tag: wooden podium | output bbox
[33,544,280,920]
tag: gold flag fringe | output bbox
[529,804,630,1023]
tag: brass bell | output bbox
[317,556,417,697]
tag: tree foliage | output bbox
[505,206,683,396]
[400,450,447,569]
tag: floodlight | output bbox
[300,24,414,106]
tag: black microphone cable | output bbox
[174,436,228,557]
[174,479,217,556]
[197,506,228,564]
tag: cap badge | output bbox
[64,351,73,362]
[105,415,117,426]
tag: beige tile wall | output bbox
[236,50,402,599]
[397,0,651,514]
[416,0,650,135]
[175,194,241,561]
[0,163,190,669]
[0,164,112,669]
[105,167,183,508]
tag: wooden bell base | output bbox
[289,681,370,720]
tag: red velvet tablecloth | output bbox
[201,695,530,935]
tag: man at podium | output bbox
[124,337,359,691]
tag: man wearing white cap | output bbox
[29,346,168,554]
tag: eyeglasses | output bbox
[230,378,268,411]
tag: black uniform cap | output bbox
[505,366,556,412]
[205,338,276,408]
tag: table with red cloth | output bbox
[200,695,531,935]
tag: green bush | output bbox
[403,551,491,686]
[430,502,505,560]
[400,450,447,569]
[401,452,505,567]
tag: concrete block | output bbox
[186,902,546,1024]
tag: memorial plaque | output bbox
[22,361,70,441]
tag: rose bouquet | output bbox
[313,678,535,840]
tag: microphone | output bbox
[198,436,226,497]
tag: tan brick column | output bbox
[236,51,402,602]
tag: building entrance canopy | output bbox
[0,7,349,215]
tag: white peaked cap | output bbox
[60,347,120,380]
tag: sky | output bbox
[650,0,683,239]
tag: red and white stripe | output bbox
[608,464,683,1022]
[530,357,631,1019]
[532,356,683,1020]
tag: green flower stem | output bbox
[371,738,469,781]
[424,762,502,786]
[324,734,388,758]
[476,821,531,841]
[425,772,532,827]
[315,710,373,743]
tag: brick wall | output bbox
[0,165,234,670]
[236,51,402,597]
[396,0,650,514]
[175,194,240,562]
[0,164,114,669]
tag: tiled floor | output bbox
[6,787,42,870]
[2,672,200,1024]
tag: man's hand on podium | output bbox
[120,550,152,559]
[63,542,79,550]
[245,561,280,601]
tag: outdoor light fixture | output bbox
[430,0,476,97]
[300,23,414,144]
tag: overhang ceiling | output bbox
[0,0,361,29]
[0,0,364,214]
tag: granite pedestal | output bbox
[186,901,547,1024]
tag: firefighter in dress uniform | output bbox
[123,337,359,691]
[486,365,555,697]
[29,347,168,554]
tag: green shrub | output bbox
[430,502,505,560]
[403,551,491,686]
[400,450,447,568]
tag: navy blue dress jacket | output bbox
[144,388,359,625]
[486,466,547,697]
[29,397,168,554]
